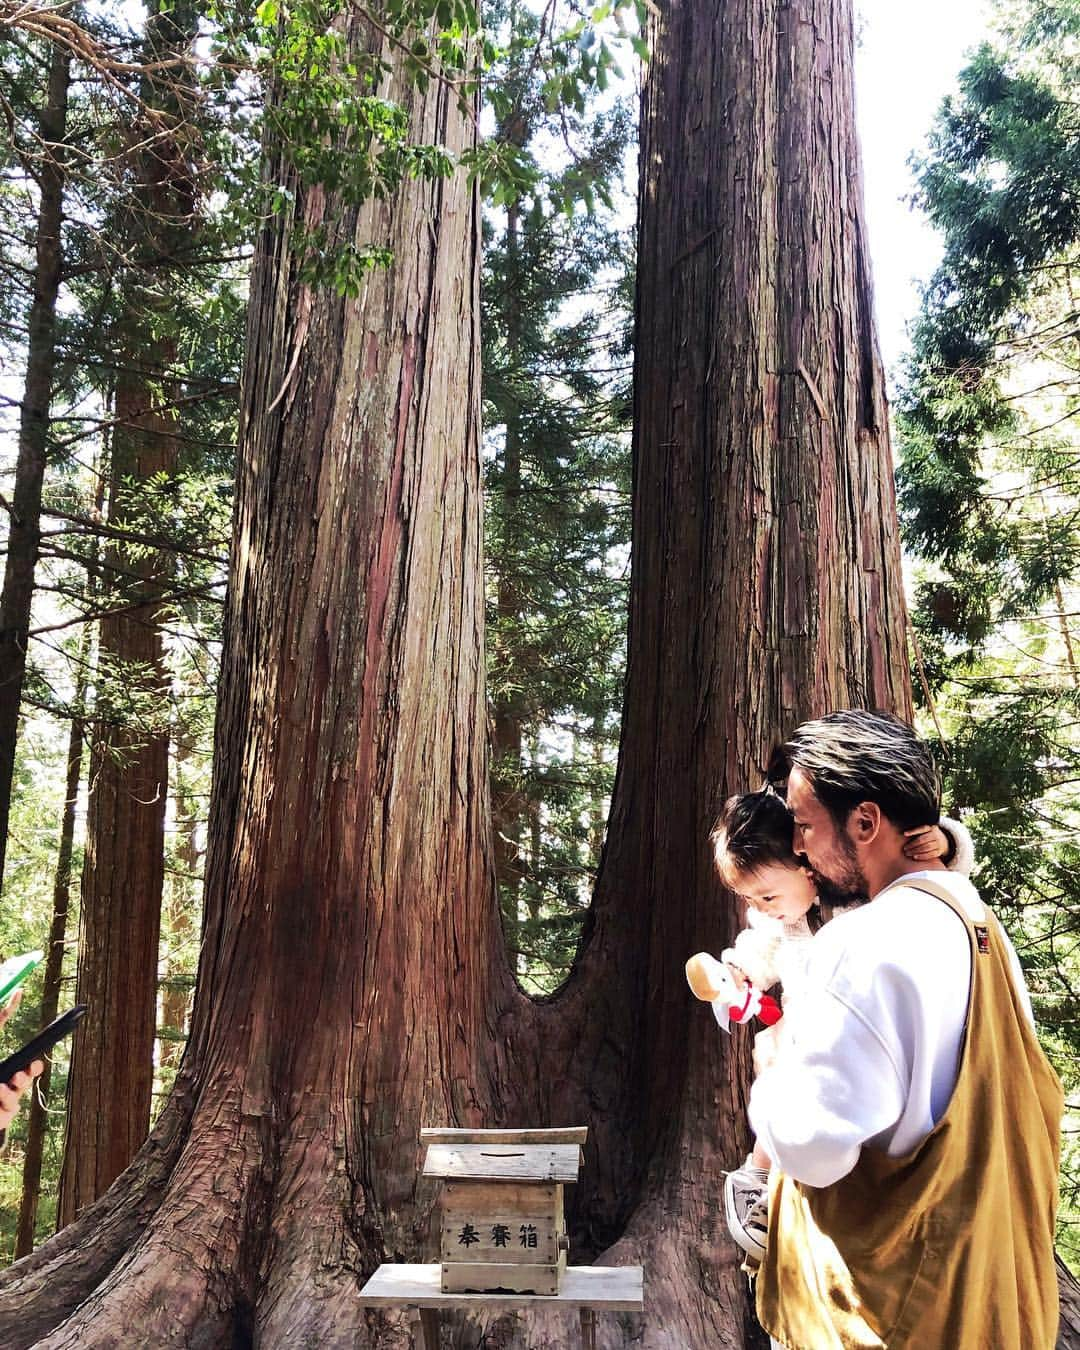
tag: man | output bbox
[748,710,1063,1350]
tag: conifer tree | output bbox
[896,0,1080,1264]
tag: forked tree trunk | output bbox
[0,0,1075,1346]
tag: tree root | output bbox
[0,1076,263,1350]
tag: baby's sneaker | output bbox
[723,1156,770,1266]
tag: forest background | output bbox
[0,0,1076,1313]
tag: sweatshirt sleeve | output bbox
[940,816,975,877]
[747,969,907,1189]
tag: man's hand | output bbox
[902,824,949,863]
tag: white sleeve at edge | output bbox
[940,815,976,877]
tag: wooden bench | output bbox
[358,1261,645,1348]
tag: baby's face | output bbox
[733,861,818,924]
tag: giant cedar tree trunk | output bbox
[1,1,1076,1347]
[489,1,911,1344]
[0,15,493,1344]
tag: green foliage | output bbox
[898,0,1080,1268]
[482,0,633,993]
[200,0,648,282]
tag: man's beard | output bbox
[805,832,868,903]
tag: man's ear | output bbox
[848,801,882,846]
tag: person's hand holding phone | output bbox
[0,991,40,1130]
[0,1062,42,1130]
[0,986,23,1032]
[0,989,44,1131]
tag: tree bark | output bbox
[14,630,90,1257]
[0,44,70,893]
[486,3,910,1343]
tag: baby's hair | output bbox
[710,786,798,883]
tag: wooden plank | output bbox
[358,1263,644,1312]
[423,1143,580,1182]
[420,1127,588,1147]
[441,1262,559,1296]
[441,1181,557,1210]
[408,1308,440,1350]
[440,1213,556,1264]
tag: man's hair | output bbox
[773,710,941,831]
[709,787,796,881]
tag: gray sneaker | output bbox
[723,1158,770,1264]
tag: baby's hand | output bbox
[903,824,949,862]
[753,1022,783,1075]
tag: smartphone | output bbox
[0,951,43,1004]
[0,1005,88,1084]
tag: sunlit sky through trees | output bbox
[855,0,992,378]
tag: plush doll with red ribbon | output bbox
[685,952,782,1032]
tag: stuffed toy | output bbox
[685,951,782,1032]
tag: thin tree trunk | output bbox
[14,628,90,1258]
[589,715,605,862]
[56,354,176,1227]
[16,450,105,1254]
[1054,580,1078,688]
[0,45,70,893]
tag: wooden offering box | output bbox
[421,1127,586,1296]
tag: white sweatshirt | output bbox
[747,867,1032,1189]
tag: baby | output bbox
[693,783,973,1269]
